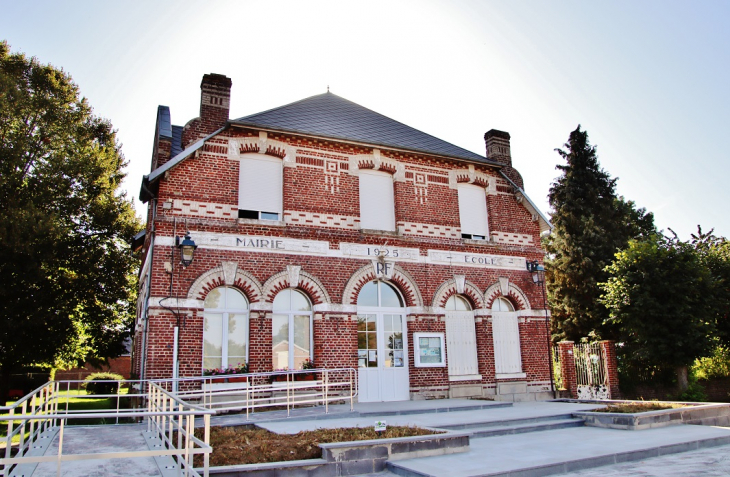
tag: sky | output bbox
[2,0,729,239]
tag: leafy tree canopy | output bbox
[0,42,141,400]
[545,126,654,342]
[601,235,717,389]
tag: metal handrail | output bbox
[168,368,358,419]
[1,381,214,477]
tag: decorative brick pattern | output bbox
[171,199,238,218]
[490,231,535,246]
[284,211,359,229]
[134,74,553,400]
[397,221,461,239]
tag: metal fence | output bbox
[1,380,213,477]
[173,367,357,419]
[1,368,358,476]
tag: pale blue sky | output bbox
[2,0,728,239]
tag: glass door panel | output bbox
[384,314,404,368]
[358,314,378,368]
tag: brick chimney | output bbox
[485,129,524,189]
[484,129,512,167]
[182,73,232,148]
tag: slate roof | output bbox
[171,125,183,157]
[231,92,497,165]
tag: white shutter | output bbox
[445,311,479,376]
[492,312,523,374]
[359,171,395,231]
[458,184,489,237]
[238,155,282,216]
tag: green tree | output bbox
[545,126,654,342]
[601,236,716,391]
[0,42,140,403]
[686,226,730,348]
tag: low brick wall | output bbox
[575,403,730,430]
[54,357,131,389]
[206,431,470,476]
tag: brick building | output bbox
[132,73,552,402]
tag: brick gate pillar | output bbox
[599,340,620,399]
[558,341,577,398]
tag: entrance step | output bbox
[436,413,585,438]
[386,425,730,477]
[465,417,585,438]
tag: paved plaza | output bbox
[9,399,730,476]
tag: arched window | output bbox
[445,295,471,311]
[272,289,313,370]
[492,296,522,375]
[444,294,479,378]
[203,287,249,371]
[357,280,404,307]
[492,297,514,312]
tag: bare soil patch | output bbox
[593,402,686,413]
[195,425,441,466]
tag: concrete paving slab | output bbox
[388,425,730,477]
[255,402,601,434]
[562,442,730,476]
[30,424,161,477]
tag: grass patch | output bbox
[195,425,442,466]
[1,389,134,446]
[593,402,686,413]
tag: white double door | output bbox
[357,310,409,402]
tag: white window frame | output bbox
[413,332,446,367]
[458,183,489,240]
[238,153,283,221]
[202,287,249,372]
[359,169,395,232]
[272,289,313,370]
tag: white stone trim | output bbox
[448,374,482,382]
[490,231,535,246]
[149,297,203,309]
[170,199,237,219]
[397,221,460,239]
[284,211,359,230]
[496,372,527,379]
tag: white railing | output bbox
[0,380,213,477]
[170,368,357,420]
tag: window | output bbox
[203,287,249,371]
[492,297,524,376]
[444,295,480,378]
[359,170,395,231]
[413,332,446,367]
[272,289,312,370]
[238,154,282,220]
[458,184,489,240]
[445,295,471,311]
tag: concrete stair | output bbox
[436,413,586,438]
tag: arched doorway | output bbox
[444,295,480,379]
[357,280,409,402]
[492,297,523,376]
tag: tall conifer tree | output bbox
[546,126,654,341]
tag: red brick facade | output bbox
[132,74,553,402]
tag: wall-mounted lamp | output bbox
[176,232,197,267]
[526,260,545,285]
